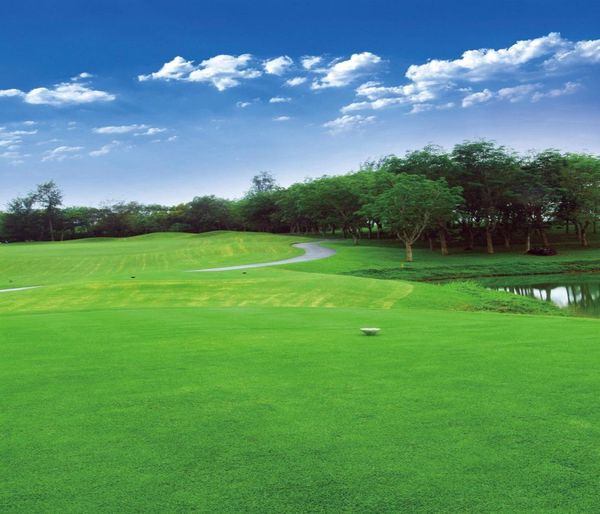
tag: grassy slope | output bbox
[2,232,600,512]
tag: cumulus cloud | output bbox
[263,56,293,75]
[139,54,262,90]
[341,81,435,112]
[301,56,322,69]
[285,76,307,86]
[273,116,291,121]
[312,52,382,89]
[269,96,291,103]
[545,39,600,68]
[236,101,252,108]
[0,89,25,98]
[322,114,375,134]
[138,56,195,81]
[0,78,115,106]
[42,145,83,162]
[339,33,599,114]
[461,89,495,108]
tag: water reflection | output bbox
[494,280,600,316]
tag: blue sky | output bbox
[1,0,599,206]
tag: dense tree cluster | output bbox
[2,141,599,261]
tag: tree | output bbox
[452,141,520,254]
[33,181,63,241]
[185,196,234,233]
[558,154,600,247]
[518,150,565,251]
[2,195,39,241]
[368,173,463,262]
[249,171,278,194]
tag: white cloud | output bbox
[0,128,37,151]
[323,114,375,134]
[263,56,293,75]
[545,39,600,68]
[22,120,37,126]
[338,33,598,114]
[188,54,261,90]
[42,145,83,162]
[138,56,195,81]
[311,52,382,89]
[0,79,115,106]
[497,83,540,102]
[273,116,291,121]
[140,54,262,91]
[269,96,291,103]
[341,81,435,112]
[89,140,120,157]
[72,72,94,80]
[285,76,307,86]
[94,124,148,134]
[462,89,494,108]
[532,81,580,102]
[137,127,166,136]
[0,89,25,98]
[236,101,252,108]
[301,56,322,69]
[167,135,178,142]
[406,32,566,86]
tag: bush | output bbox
[527,247,558,256]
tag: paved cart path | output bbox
[188,241,336,272]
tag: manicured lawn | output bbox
[2,231,600,512]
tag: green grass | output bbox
[2,231,600,512]
[286,236,600,281]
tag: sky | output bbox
[1,0,599,207]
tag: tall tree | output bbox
[249,171,278,194]
[559,153,600,247]
[33,181,63,241]
[452,141,520,254]
[518,150,565,251]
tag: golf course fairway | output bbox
[2,232,599,512]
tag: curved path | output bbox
[0,286,41,294]
[188,241,336,272]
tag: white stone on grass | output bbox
[360,327,380,336]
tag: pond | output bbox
[482,274,600,317]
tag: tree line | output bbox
[2,140,599,261]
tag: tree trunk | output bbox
[485,227,494,254]
[405,241,413,262]
[439,229,448,256]
[503,233,510,248]
[465,225,474,250]
[525,229,531,253]
[582,225,589,247]
[48,218,55,242]
[539,228,549,247]
[428,236,434,251]
[565,220,569,234]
